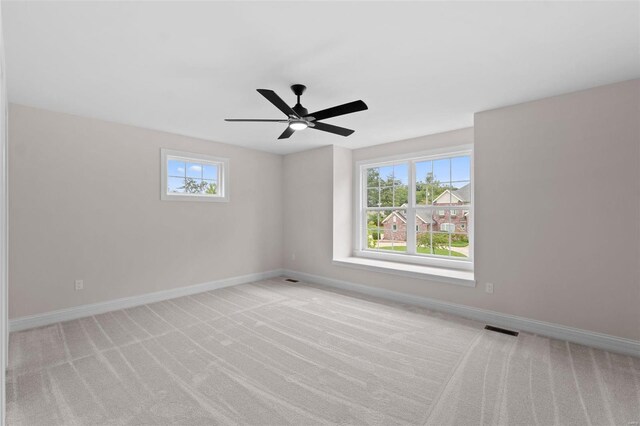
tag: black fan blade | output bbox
[278,126,295,139]
[311,122,354,137]
[257,89,300,118]
[225,119,289,122]
[306,100,367,121]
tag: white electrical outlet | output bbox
[75,280,84,291]
[485,282,494,294]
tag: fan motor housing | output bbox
[292,104,308,117]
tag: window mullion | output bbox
[361,167,367,250]
[406,161,416,254]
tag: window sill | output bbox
[332,257,475,287]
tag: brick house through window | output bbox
[431,183,470,233]
[380,211,432,241]
[380,183,470,241]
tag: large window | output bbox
[160,149,229,202]
[357,147,472,269]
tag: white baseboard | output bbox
[283,269,640,358]
[9,269,284,332]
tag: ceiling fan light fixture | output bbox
[225,84,368,140]
[289,120,308,131]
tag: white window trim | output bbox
[354,145,473,272]
[160,149,230,202]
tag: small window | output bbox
[161,149,229,202]
[460,223,466,229]
[438,210,445,217]
[392,224,398,231]
[416,225,419,232]
[440,222,456,233]
[450,210,457,217]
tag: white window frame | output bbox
[354,145,473,271]
[160,149,230,202]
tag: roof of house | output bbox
[452,184,471,202]
[381,210,433,225]
[433,183,471,204]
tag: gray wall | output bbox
[9,104,284,318]
[283,80,640,341]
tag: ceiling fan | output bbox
[225,84,368,139]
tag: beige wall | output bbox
[9,79,640,341]
[475,79,640,340]
[9,104,283,318]
[283,80,640,341]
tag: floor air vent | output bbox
[285,278,299,283]
[484,325,519,336]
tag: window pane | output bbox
[451,232,469,259]
[379,186,394,207]
[366,210,383,250]
[416,160,433,183]
[415,211,433,234]
[379,209,407,253]
[393,163,408,185]
[367,226,383,249]
[431,233,451,257]
[451,181,471,205]
[416,229,433,255]
[378,165,393,183]
[434,189,452,205]
[416,160,456,206]
[451,156,471,182]
[433,158,451,185]
[203,164,218,180]
[167,160,186,177]
[367,188,380,207]
[168,177,186,193]
[393,184,408,206]
[186,163,203,179]
[415,161,432,205]
[203,180,218,195]
[366,211,384,227]
[181,178,208,194]
[459,208,470,233]
[367,167,381,187]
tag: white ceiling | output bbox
[3,1,639,155]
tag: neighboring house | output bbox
[381,211,433,241]
[380,184,470,240]
[431,184,470,233]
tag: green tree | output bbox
[417,232,449,253]
[205,182,217,195]
[416,173,449,204]
[367,168,408,214]
[180,178,209,194]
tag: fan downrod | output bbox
[291,84,309,117]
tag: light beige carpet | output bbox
[6,278,640,425]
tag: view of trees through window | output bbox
[167,159,218,196]
[364,155,471,260]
